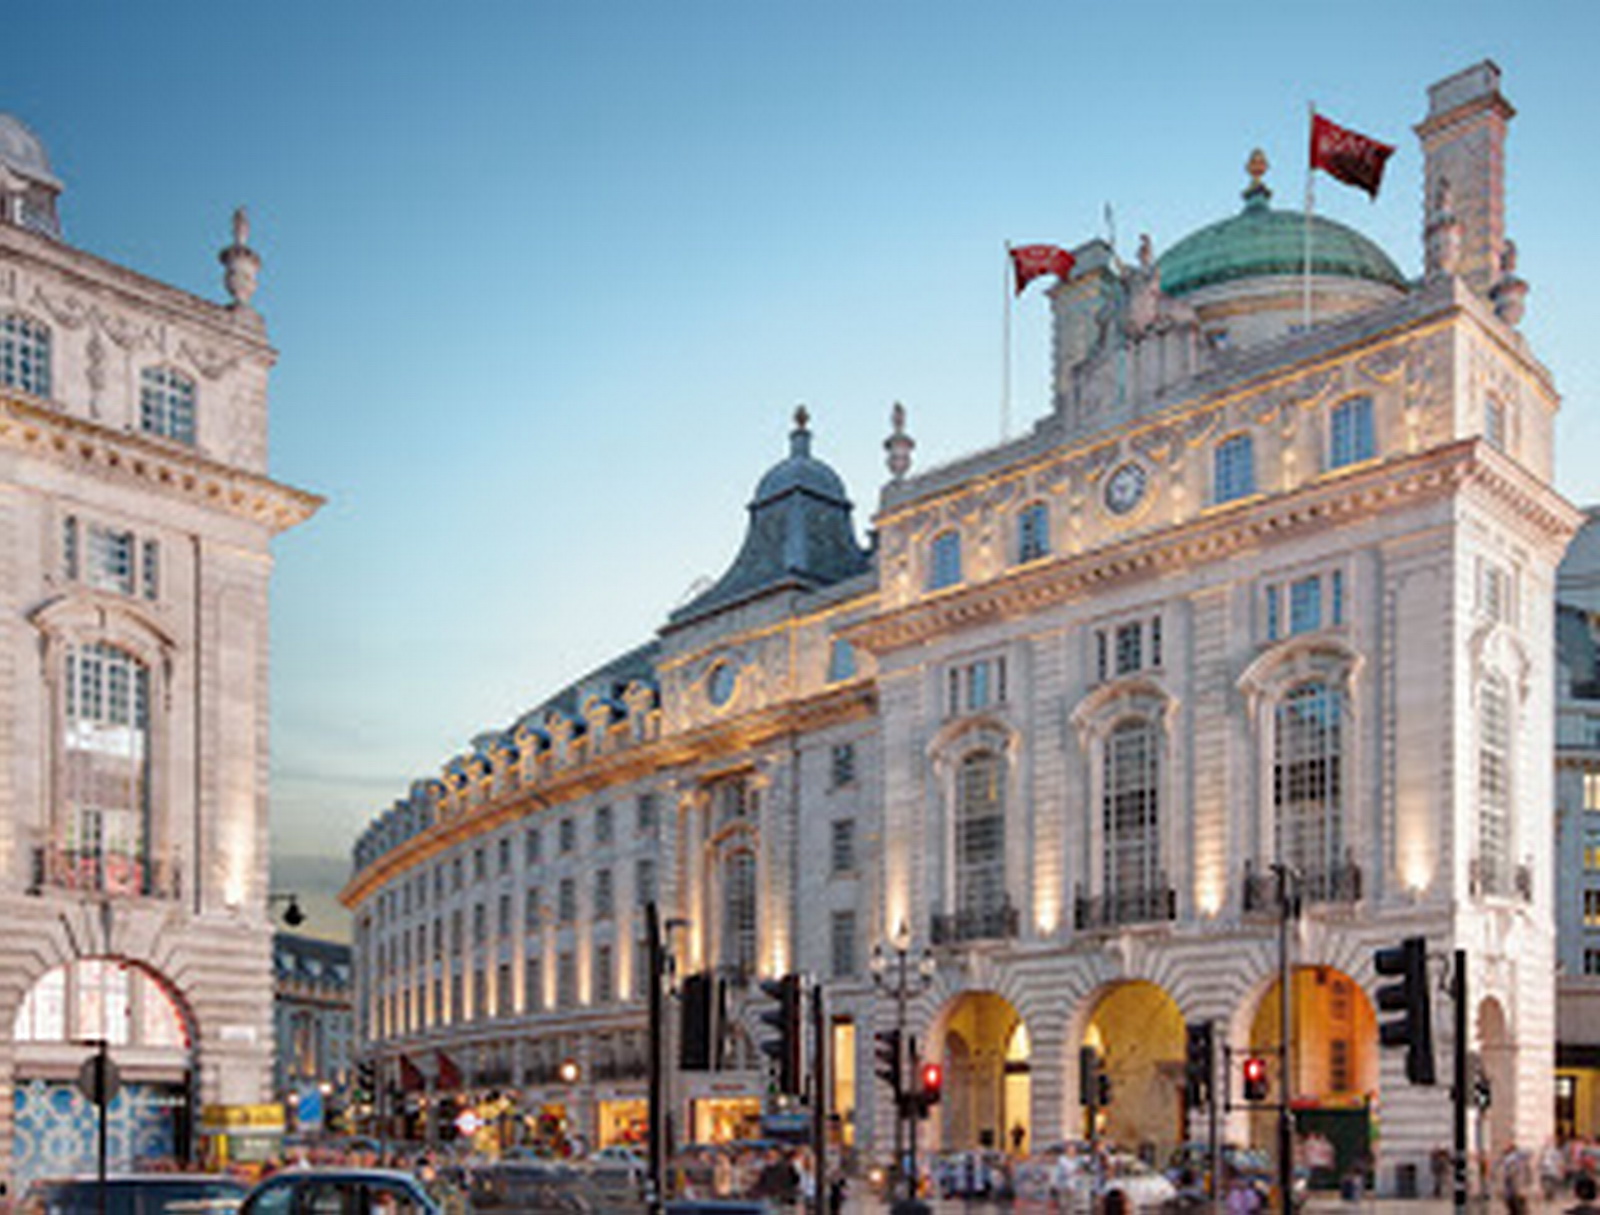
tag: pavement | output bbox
[828,1195,1564,1215]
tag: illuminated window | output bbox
[1585,890,1600,929]
[0,312,51,396]
[139,366,196,445]
[956,751,1006,918]
[1104,719,1161,900]
[1586,772,1600,812]
[1275,681,1345,877]
[721,849,758,976]
[1586,830,1600,872]
[63,643,151,894]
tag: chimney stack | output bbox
[1415,62,1514,296]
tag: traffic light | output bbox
[873,1028,903,1099]
[680,972,713,1070]
[758,973,803,1096]
[1242,1055,1270,1103]
[354,1058,376,1102]
[1184,1022,1214,1108]
[917,1060,943,1114]
[1096,1070,1113,1107]
[1079,1046,1103,1107]
[1375,936,1436,1085]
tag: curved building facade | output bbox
[345,63,1574,1191]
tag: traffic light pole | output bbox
[1274,863,1297,1215]
[1453,949,1467,1215]
[645,902,664,1215]
[811,981,827,1215]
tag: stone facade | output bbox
[0,116,319,1186]
[344,62,1576,1191]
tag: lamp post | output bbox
[268,892,306,928]
[1271,863,1300,1215]
[870,928,936,1210]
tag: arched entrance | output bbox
[1478,997,1513,1159]
[12,957,196,1188]
[1247,965,1378,1187]
[1080,981,1185,1161]
[927,992,1030,1154]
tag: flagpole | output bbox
[1303,101,1316,332]
[1002,242,1012,442]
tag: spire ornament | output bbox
[219,205,262,312]
[1489,238,1528,326]
[884,402,915,481]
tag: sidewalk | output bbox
[835,1196,1566,1215]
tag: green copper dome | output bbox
[1157,167,1405,298]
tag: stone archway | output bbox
[1080,980,1185,1161]
[926,991,1029,1154]
[1478,997,1514,1158]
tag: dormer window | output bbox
[1213,433,1256,504]
[1017,501,1050,564]
[1329,396,1375,468]
[1,312,51,397]
[929,529,963,590]
[140,367,197,445]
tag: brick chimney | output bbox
[1415,61,1514,295]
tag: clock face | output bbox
[1105,461,1148,515]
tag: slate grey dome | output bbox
[669,408,869,627]
[0,114,61,189]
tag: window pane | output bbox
[1330,396,1375,468]
[1274,681,1344,876]
[1214,435,1256,504]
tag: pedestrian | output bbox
[1568,1174,1600,1215]
[1502,1144,1531,1215]
[1433,1145,1452,1198]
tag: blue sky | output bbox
[10,2,1600,934]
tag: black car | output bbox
[239,1170,438,1215]
[21,1175,248,1215]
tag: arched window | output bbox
[956,751,1006,917]
[1,311,51,397]
[140,366,197,444]
[1274,680,1344,880]
[1016,501,1050,564]
[721,848,758,977]
[1213,433,1256,504]
[1104,719,1160,902]
[1477,672,1512,895]
[14,959,187,1048]
[929,529,963,590]
[1329,396,1375,468]
[61,642,151,895]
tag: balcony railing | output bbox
[1241,858,1362,913]
[930,900,1019,947]
[29,845,181,900]
[1469,857,1533,902]
[1074,880,1177,931]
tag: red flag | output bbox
[437,1050,462,1090]
[399,1054,426,1093]
[1010,244,1075,295]
[1310,113,1395,199]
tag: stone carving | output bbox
[178,339,242,380]
[884,401,915,480]
[219,206,261,310]
[1490,238,1528,326]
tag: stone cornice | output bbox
[847,440,1581,655]
[339,679,877,909]
[0,390,322,534]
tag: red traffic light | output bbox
[920,1061,943,1095]
[1242,1055,1269,1102]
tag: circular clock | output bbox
[1105,461,1149,515]
[707,661,737,707]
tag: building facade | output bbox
[0,116,319,1185]
[344,62,1576,1190]
[273,934,355,1133]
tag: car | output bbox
[239,1169,439,1215]
[21,1175,248,1215]
[591,1145,648,1178]
[1101,1153,1180,1213]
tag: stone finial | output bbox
[219,205,262,311]
[884,401,915,481]
[793,404,810,433]
[1489,237,1528,326]
[1243,149,1272,208]
[1425,175,1462,278]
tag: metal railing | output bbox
[1241,857,1361,912]
[1468,857,1533,902]
[930,900,1019,946]
[1073,880,1177,930]
[29,845,181,900]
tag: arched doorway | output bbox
[1247,965,1378,1188]
[12,957,196,1188]
[1080,981,1185,1161]
[928,992,1030,1154]
[1478,997,1513,1160]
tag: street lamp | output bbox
[269,892,306,928]
[870,928,936,1209]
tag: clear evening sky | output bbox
[8,2,1598,936]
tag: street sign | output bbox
[77,1054,120,1106]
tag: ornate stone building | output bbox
[344,62,1575,1190]
[0,116,319,1185]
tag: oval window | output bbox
[707,662,737,707]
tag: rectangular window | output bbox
[559,818,576,854]
[497,838,511,874]
[558,877,577,923]
[1586,773,1600,812]
[1213,434,1256,504]
[830,910,857,979]
[635,858,657,908]
[1290,575,1322,634]
[450,910,462,953]
[929,530,963,590]
[1485,398,1507,451]
[1331,569,1345,626]
[473,848,486,881]
[473,968,487,1019]
[1266,584,1281,641]
[1096,629,1108,683]
[1018,502,1050,563]
[1586,890,1600,929]
[62,515,78,581]
[595,805,614,846]
[830,820,857,875]
[1478,560,1516,626]
[1330,396,1376,468]
[636,792,659,834]
[1585,831,1600,873]
[497,893,511,937]
[830,743,857,789]
[1585,950,1600,977]
[524,955,543,1012]
[452,857,463,890]
[525,888,542,930]
[594,944,614,1004]
[525,827,542,865]
[497,962,512,1016]
[557,952,577,1008]
[141,540,159,601]
[1115,622,1143,675]
[472,903,486,944]
[1150,616,1163,667]
[86,525,135,595]
[594,868,614,919]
